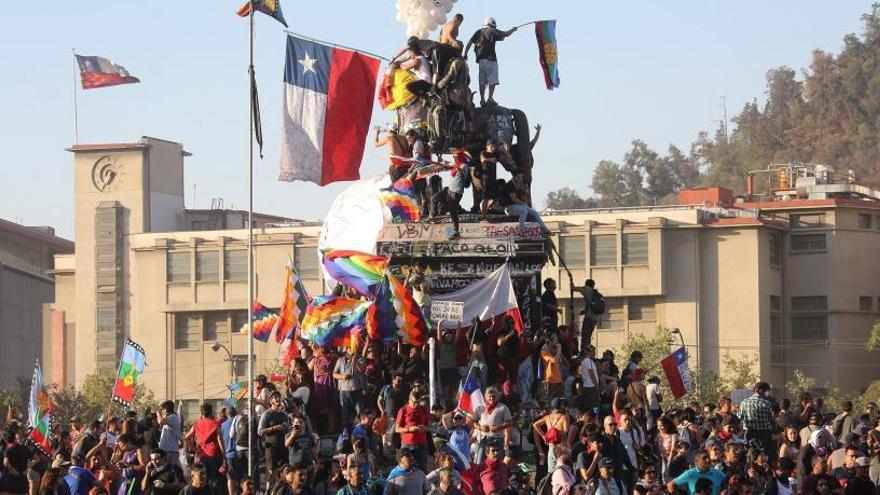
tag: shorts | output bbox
[479,59,500,86]
[226,454,246,481]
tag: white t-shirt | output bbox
[646,383,661,410]
[475,403,512,440]
[158,413,181,452]
[618,427,645,468]
[291,385,310,405]
[580,357,598,388]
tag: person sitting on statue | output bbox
[498,174,550,234]
[431,149,471,239]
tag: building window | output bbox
[294,246,320,278]
[622,233,648,265]
[860,296,872,311]
[628,297,656,321]
[790,233,826,252]
[224,250,247,281]
[790,295,827,342]
[858,214,872,229]
[770,314,784,363]
[590,235,617,266]
[560,236,585,267]
[204,312,229,341]
[791,296,827,311]
[790,214,825,229]
[791,316,827,342]
[232,310,248,334]
[175,313,201,349]
[232,355,252,378]
[178,399,200,424]
[196,251,219,282]
[167,252,191,283]
[598,299,624,329]
[770,295,782,311]
[769,232,781,266]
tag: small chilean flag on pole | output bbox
[279,36,380,186]
[75,55,140,90]
[661,347,693,400]
[456,362,486,416]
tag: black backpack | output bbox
[590,289,606,315]
[234,416,249,448]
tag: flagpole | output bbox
[246,0,256,482]
[72,49,79,144]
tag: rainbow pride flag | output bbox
[321,249,388,298]
[535,20,560,90]
[241,301,279,342]
[366,274,428,346]
[300,296,371,347]
[380,176,421,223]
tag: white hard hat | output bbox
[484,16,497,28]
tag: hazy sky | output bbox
[0,1,872,240]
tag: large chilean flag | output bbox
[279,36,380,186]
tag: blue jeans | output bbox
[505,204,549,232]
[339,390,360,429]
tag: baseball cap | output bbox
[484,16,497,28]
[398,447,415,460]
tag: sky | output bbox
[0,1,873,240]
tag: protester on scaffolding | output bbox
[464,17,518,106]
[572,279,602,353]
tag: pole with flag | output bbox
[246,0,256,480]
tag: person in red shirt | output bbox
[476,441,512,495]
[184,403,223,486]
[395,391,430,471]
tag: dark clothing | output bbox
[542,290,559,329]
[844,476,874,495]
[73,433,99,459]
[143,427,161,456]
[146,463,184,495]
[801,473,838,495]
[4,443,30,473]
[667,456,690,480]
[178,484,215,495]
[432,43,460,78]
[498,180,518,208]
[476,152,498,199]
[259,410,288,447]
[382,386,409,421]
[287,434,315,467]
[469,28,506,62]
[599,432,635,484]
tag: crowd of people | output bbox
[4,297,880,495]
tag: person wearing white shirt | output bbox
[645,376,662,432]
[579,347,600,415]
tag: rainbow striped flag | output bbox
[366,274,428,346]
[321,249,388,298]
[300,296,371,347]
[237,0,287,27]
[535,20,560,90]
[274,264,311,343]
[380,176,421,223]
[242,301,279,342]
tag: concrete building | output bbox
[0,218,73,389]
[44,138,880,421]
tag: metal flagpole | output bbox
[246,0,256,482]
[72,49,79,144]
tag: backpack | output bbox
[234,416,249,448]
[832,412,848,438]
[590,290,606,315]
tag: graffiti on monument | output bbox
[382,223,544,241]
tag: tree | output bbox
[625,140,671,203]
[49,371,157,429]
[591,160,627,207]
[544,187,595,210]
[866,319,880,351]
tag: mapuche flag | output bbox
[75,55,140,90]
[279,35,380,186]
[111,339,145,407]
[535,20,560,90]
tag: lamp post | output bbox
[211,342,240,384]
[670,328,686,350]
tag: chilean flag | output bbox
[279,36,380,186]
[661,347,693,400]
[75,55,140,90]
[457,363,486,416]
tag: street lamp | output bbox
[670,328,686,350]
[211,342,237,384]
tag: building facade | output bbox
[0,219,73,390]
[44,138,880,421]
